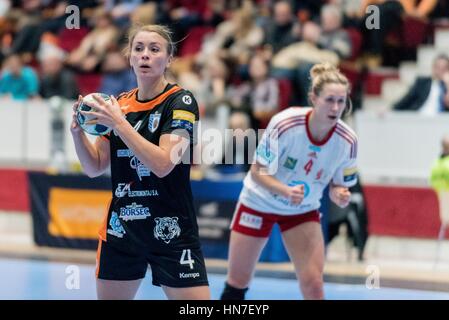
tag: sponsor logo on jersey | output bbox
[117,149,152,180]
[148,112,161,133]
[107,211,126,238]
[154,217,181,244]
[182,95,192,105]
[179,272,200,279]
[115,183,158,198]
[283,156,298,170]
[343,167,357,182]
[130,156,151,180]
[173,110,195,123]
[239,212,263,230]
[119,202,151,221]
[117,149,134,157]
[171,119,193,133]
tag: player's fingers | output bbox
[73,95,83,112]
[92,93,110,107]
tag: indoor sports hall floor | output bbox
[2,212,449,299]
[0,257,449,300]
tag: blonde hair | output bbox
[123,24,176,59]
[309,62,352,116]
[310,62,350,96]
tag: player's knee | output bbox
[227,271,252,288]
[300,275,324,299]
[220,282,249,300]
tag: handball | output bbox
[76,93,112,136]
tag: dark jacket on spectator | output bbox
[394,77,448,112]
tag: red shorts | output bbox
[230,202,321,237]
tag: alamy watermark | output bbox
[65,5,80,29]
[365,265,380,290]
[65,265,80,290]
[168,122,280,175]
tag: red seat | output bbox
[58,27,89,53]
[401,16,429,48]
[178,26,214,57]
[277,78,292,110]
[345,27,363,61]
[364,69,399,95]
[76,73,103,96]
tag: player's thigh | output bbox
[227,231,268,285]
[96,278,143,300]
[162,285,210,300]
[281,221,325,276]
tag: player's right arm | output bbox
[249,112,304,205]
[250,162,304,205]
[70,95,110,177]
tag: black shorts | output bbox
[96,240,209,288]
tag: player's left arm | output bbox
[330,148,358,208]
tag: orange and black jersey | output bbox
[100,83,200,253]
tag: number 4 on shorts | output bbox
[180,249,195,269]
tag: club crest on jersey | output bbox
[154,217,181,244]
[148,112,161,133]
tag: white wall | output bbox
[355,111,449,185]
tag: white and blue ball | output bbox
[76,93,112,136]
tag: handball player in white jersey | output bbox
[220,62,358,300]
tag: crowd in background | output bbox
[0,0,448,126]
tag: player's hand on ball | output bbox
[71,95,84,134]
[82,94,125,130]
[330,185,351,208]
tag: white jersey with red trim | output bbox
[239,107,358,215]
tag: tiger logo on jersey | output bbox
[154,217,181,244]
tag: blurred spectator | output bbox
[228,54,279,130]
[261,0,301,59]
[359,0,405,68]
[129,2,157,26]
[66,8,119,72]
[196,55,236,118]
[394,54,449,115]
[429,0,449,19]
[431,135,449,193]
[0,0,11,17]
[0,53,38,100]
[319,4,352,60]
[8,2,44,62]
[198,1,264,66]
[38,47,78,100]
[104,0,142,27]
[0,9,19,62]
[400,0,438,19]
[357,0,438,68]
[99,50,137,97]
[271,21,339,105]
[294,0,327,22]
